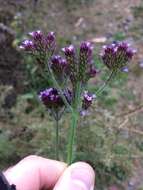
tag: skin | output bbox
[4,155,95,190]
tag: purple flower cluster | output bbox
[21,30,136,114]
[101,42,136,71]
[20,30,55,54]
[20,30,97,112]
[62,41,97,84]
[20,30,97,85]
[39,88,72,109]
[39,88,63,109]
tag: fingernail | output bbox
[70,163,95,190]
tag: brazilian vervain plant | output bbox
[20,30,136,164]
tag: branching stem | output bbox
[96,70,116,96]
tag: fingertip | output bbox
[70,162,95,178]
[54,162,95,190]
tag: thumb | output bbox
[53,162,95,190]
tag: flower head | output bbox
[79,41,94,82]
[80,41,93,63]
[39,88,64,109]
[62,44,77,84]
[101,41,136,71]
[39,88,72,109]
[80,41,93,56]
[20,30,57,63]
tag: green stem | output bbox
[67,110,79,164]
[67,82,82,165]
[96,70,116,96]
[55,118,59,160]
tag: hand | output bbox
[4,155,95,190]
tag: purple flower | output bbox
[101,42,136,70]
[29,30,43,41]
[62,45,75,56]
[82,91,96,110]
[20,40,34,51]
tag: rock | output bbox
[0,23,25,92]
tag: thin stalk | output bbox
[67,82,82,164]
[96,70,116,96]
[55,118,59,160]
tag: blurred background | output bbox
[0,0,143,189]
